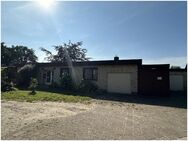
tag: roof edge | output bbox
[36,59,142,67]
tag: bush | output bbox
[60,74,74,90]
[78,80,98,93]
[1,67,8,80]
[49,82,59,88]
[1,67,17,82]
[1,67,16,92]
[17,64,37,88]
[29,78,38,95]
[1,80,14,92]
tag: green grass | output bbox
[1,90,91,103]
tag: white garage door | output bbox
[107,73,131,94]
[170,75,183,91]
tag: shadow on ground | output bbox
[37,87,187,109]
[94,92,187,109]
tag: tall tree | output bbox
[40,41,90,62]
[1,42,38,66]
[11,45,38,64]
[1,42,12,66]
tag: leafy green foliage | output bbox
[1,81,14,92]
[1,43,12,66]
[1,67,17,92]
[2,90,91,103]
[78,80,98,93]
[1,67,8,80]
[40,41,90,62]
[1,67,17,81]
[1,42,38,66]
[60,74,74,90]
[17,65,37,88]
[49,82,59,88]
[29,78,38,95]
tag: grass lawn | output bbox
[1,90,92,103]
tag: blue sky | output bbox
[1,1,187,67]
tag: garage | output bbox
[107,73,131,94]
[170,75,183,91]
[169,69,187,92]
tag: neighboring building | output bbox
[139,64,170,96]
[170,68,187,92]
[36,57,185,96]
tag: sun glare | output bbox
[36,0,56,10]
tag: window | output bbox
[83,68,98,80]
[43,73,46,79]
[46,70,51,83]
[60,68,70,78]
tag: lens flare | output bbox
[37,0,55,10]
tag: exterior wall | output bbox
[170,71,187,91]
[38,66,56,85]
[97,65,138,93]
[139,65,170,96]
[38,64,138,93]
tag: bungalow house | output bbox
[36,57,171,96]
[37,57,141,94]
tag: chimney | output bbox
[114,56,119,61]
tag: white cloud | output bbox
[143,56,187,68]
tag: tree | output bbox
[17,64,37,88]
[40,41,90,62]
[11,45,38,65]
[1,67,16,92]
[60,74,74,90]
[1,42,12,66]
[1,42,38,66]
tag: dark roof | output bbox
[141,64,170,69]
[170,68,187,72]
[142,64,170,67]
[37,59,142,67]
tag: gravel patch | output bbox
[1,100,94,138]
[1,100,187,140]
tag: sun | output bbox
[36,0,55,10]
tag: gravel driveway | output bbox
[1,98,187,140]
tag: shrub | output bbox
[60,74,74,90]
[1,67,8,80]
[1,67,17,82]
[1,80,13,92]
[49,82,59,88]
[29,78,38,95]
[17,64,37,88]
[1,67,16,92]
[78,80,98,93]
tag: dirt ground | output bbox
[1,98,187,140]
